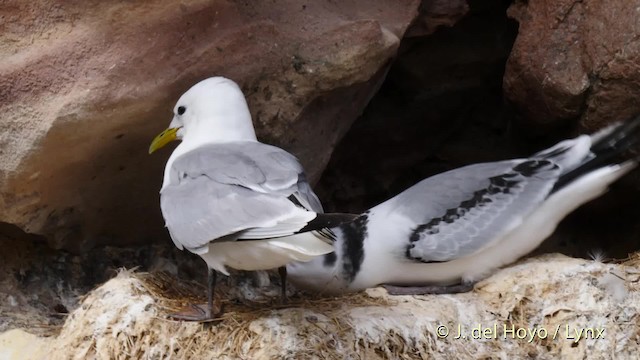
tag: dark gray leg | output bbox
[278,266,287,304]
[382,282,475,295]
[206,268,216,318]
[167,267,222,322]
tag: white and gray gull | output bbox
[149,77,354,321]
[286,117,640,295]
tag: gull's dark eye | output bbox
[177,106,186,115]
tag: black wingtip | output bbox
[590,114,640,155]
[552,114,640,193]
[297,213,359,234]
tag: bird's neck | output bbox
[188,112,258,143]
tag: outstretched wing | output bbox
[394,119,640,264]
[387,159,564,263]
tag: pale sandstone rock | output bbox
[0,329,51,360]
[0,0,421,250]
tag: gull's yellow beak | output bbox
[149,127,179,154]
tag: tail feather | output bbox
[590,115,640,155]
[236,213,358,243]
[297,213,359,234]
[552,115,640,193]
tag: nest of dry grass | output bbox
[135,270,395,357]
[139,270,392,318]
[4,253,639,359]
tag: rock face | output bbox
[3,2,640,358]
[316,1,519,213]
[0,0,421,250]
[405,0,469,37]
[504,0,640,131]
[315,0,640,261]
[2,254,637,359]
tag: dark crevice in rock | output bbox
[316,0,640,260]
[0,224,203,334]
[0,229,288,334]
[0,222,48,244]
[317,0,520,213]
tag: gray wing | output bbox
[161,141,319,251]
[388,134,596,263]
[294,173,324,213]
[390,159,564,263]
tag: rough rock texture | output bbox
[504,0,640,131]
[317,0,519,213]
[0,228,211,335]
[2,254,638,359]
[4,2,640,358]
[0,0,420,250]
[405,0,469,37]
[315,0,640,260]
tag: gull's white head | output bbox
[149,77,257,154]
